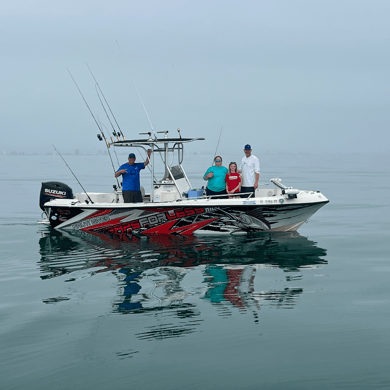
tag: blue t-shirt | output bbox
[117,162,145,191]
[203,165,228,192]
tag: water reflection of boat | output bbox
[39,229,327,338]
[39,229,326,306]
[39,229,327,275]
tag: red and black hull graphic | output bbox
[47,201,328,236]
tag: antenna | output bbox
[116,41,155,133]
[212,125,223,165]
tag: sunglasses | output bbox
[230,162,236,165]
[214,159,222,162]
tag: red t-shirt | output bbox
[225,173,241,192]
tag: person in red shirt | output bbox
[225,162,241,198]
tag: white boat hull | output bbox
[43,190,328,237]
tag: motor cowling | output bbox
[40,181,74,211]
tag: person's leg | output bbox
[126,191,143,203]
[122,191,131,203]
[133,191,143,203]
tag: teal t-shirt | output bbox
[203,165,228,192]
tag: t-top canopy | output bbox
[111,137,205,147]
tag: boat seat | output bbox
[169,165,191,196]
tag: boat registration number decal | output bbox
[258,199,280,204]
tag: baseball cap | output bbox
[128,153,136,158]
[244,144,251,150]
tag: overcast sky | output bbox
[1,0,389,155]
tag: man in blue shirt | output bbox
[115,150,151,203]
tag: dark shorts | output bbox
[240,186,255,198]
[123,190,143,203]
[206,188,227,199]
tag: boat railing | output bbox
[204,191,254,200]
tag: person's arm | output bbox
[238,160,242,174]
[144,149,152,167]
[115,168,126,178]
[232,175,240,193]
[203,167,213,180]
[253,157,260,189]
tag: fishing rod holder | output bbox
[157,130,169,139]
[139,132,152,140]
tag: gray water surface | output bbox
[1,152,389,390]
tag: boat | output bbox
[39,131,329,236]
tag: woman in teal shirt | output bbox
[203,156,228,198]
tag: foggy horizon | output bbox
[2,0,389,156]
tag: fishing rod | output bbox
[95,84,121,141]
[86,63,126,140]
[67,68,120,188]
[67,68,103,133]
[93,80,156,180]
[91,74,156,180]
[52,145,94,204]
[99,119,120,166]
[212,125,223,165]
[96,118,122,188]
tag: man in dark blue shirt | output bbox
[115,150,152,203]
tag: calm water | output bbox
[1,152,389,390]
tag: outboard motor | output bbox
[39,181,74,212]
